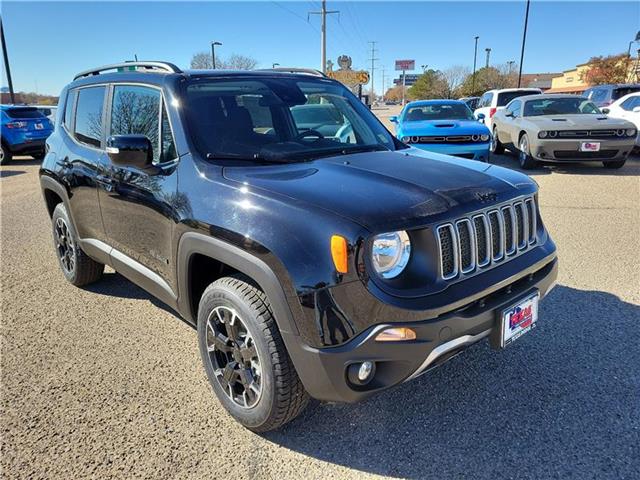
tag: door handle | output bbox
[56,157,72,169]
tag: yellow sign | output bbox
[327,70,370,86]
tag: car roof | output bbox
[405,99,466,106]
[516,94,587,102]
[485,88,542,94]
[586,83,640,89]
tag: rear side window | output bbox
[621,96,640,111]
[74,87,106,148]
[497,91,538,107]
[590,89,608,103]
[5,107,44,119]
[64,90,76,128]
[613,87,640,101]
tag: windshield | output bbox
[183,77,396,163]
[404,103,474,121]
[523,98,600,116]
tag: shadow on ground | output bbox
[491,151,640,177]
[265,285,640,479]
[0,170,26,179]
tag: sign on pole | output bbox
[395,59,415,71]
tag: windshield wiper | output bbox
[205,152,291,164]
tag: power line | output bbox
[272,1,319,33]
[368,41,379,101]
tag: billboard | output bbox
[395,59,415,71]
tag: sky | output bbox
[1,0,639,96]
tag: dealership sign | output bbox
[395,59,415,71]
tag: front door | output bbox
[97,84,180,296]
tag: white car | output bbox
[32,105,57,124]
[602,93,640,147]
[474,88,542,130]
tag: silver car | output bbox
[490,94,636,169]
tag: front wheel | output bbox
[0,143,12,165]
[197,275,309,432]
[603,160,626,169]
[490,128,505,154]
[518,133,538,170]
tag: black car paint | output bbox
[40,69,557,403]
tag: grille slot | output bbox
[436,197,537,280]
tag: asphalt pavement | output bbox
[1,134,639,478]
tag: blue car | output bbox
[390,100,491,161]
[1,105,54,164]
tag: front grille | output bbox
[416,135,483,144]
[553,150,618,159]
[557,130,619,139]
[436,196,537,280]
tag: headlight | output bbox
[371,231,411,279]
[480,134,490,142]
[471,134,480,142]
[401,136,411,143]
[627,128,637,137]
[538,131,548,139]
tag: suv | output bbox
[474,88,542,130]
[583,84,640,108]
[40,62,558,432]
[1,105,53,164]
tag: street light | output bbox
[472,36,479,94]
[485,48,491,68]
[211,41,222,69]
[272,62,280,68]
[628,31,640,56]
[421,64,428,72]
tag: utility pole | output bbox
[211,41,222,69]
[517,0,530,88]
[308,0,339,73]
[472,36,479,94]
[485,48,491,68]
[368,41,379,103]
[381,66,386,102]
[0,16,15,104]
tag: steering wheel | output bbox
[336,123,355,144]
[294,129,325,142]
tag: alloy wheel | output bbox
[205,305,262,409]
[519,135,529,164]
[54,217,75,274]
[490,130,497,152]
[0,145,4,162]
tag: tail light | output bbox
[489,108,497,118]
[6,121,27,129]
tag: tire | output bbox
[0,142,12,165]
[51,203,104,286]
[603,160,626,169]
[32,150,46,161]
[197,275,309,432]
[490,127,505,154]
[517,133,538,170]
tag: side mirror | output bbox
[601,108,610,114]
[632,106,640,113]
[106,135,153,169]
[389,115,398,123]
[505,112,514,118]
[477,113,486,121]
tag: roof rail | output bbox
[256,67,327,78]
[73,61,182,81]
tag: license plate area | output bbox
[493,292,539,348]
[580,141,600,152]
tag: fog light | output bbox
[375,327,417,342]
[358,361,374,381]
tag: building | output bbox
[546,63,592,94]
[393,74,420,87]
[520,73,561,91]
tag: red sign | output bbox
[395,59,415,71]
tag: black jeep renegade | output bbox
[40,62,558,431]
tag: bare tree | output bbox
[441,65,470,98]
[190,52,258,70]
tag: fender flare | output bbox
[176,232,299,336]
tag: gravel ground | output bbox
[1,124,639,478]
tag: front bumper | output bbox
[284,254,558,403]
[532,138,635,162]
[410,142,490,161]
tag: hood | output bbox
[524,114,635,129]
[223,150,535,231]
[400,119,489,136]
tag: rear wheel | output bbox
[490,127,505,154]
[518,133,538,170]
[0,142,12,165]
[603,160,626,169]
[197,275,309,432]
[51,203,104,286]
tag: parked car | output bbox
[602,92,640,147]
[33,105,58,124]
[390,100,491,161]
[459,96,479,111]
[1,105,53,164]
[583,84,640,108]
[290,103,353,140]
[40,61,558,432]
[474,88,542,130]
[490,94,636,169]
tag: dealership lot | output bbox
[1,127,639,480]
